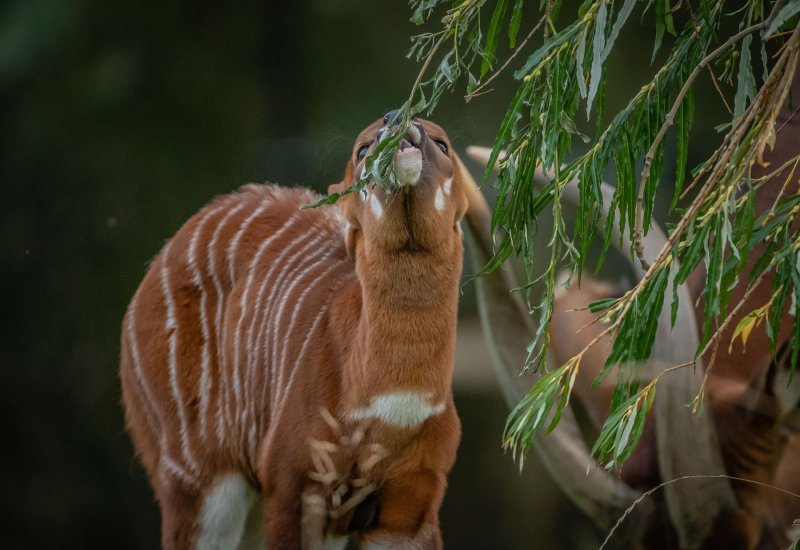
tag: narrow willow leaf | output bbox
[589,296,620,313]
[764,0,800,37]
[734,35,756,118]
[508,0,524,48]
[652,0,666,62]
[673,87,694,209]
[481,0,509,79]
[514,19,583,78]
[664,0,677,36]
[576,29,588,99]
[586,0,608,118]
[410,0,440,25]
[601,0,637,61]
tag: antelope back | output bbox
[120,184,354,486]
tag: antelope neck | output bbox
[346,270,459,407]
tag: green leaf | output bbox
[508,0,524,48]
[734,35,756,118]
[764,0,800,37]
[481,0,509,79]
[601,0,637,61]
[514,19,583,78]
[586,0,608,118]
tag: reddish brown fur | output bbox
[120,118,467,549]
[549,242,799,547]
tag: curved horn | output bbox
[456,154,653,540]
[461,148,737,547]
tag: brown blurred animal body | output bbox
[550,275,800,547]
[120,115,467,549]
[463,62,800,547]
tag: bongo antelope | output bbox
[120,114,467,549]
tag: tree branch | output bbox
[633,19,776,270]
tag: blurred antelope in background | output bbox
[120,113,468,549]
[462,64,800,548]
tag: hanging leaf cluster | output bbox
[405,0,800,470]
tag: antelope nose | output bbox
[383,109,402,126]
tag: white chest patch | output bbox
[434,186,445,212]
[347,391,445,428]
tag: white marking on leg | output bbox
[434,186,445,212]
[196,473,257,550]
[369,192,384,219]
[347,392,445,429]
[187,203,227,441]
[159,239,200,475]
[208,202,247,445]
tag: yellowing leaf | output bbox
[729,301,773,352]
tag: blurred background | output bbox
[1,0,728,547]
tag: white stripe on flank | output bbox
[278,302,333,413]
[187,203,227,441]
[159,239,200,475]
[347,392,445,429]
[234,214,304,411]
[233,213,307,453]
[270,248,338,404]
[227,201,270,283]
[434,186,445,212]
[127,296,198,487]
[160,454,198,487]
[208,201,247,445]
[276,266,350,415]
[225,200,272,434]
[124,298,161,442]
[443,177,452,195]
[248,232,327,445]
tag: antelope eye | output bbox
[356,145,369,162]
[434,140,448,155]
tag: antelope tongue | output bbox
[395,143,422,187]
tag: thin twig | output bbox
[707,65,733,114]
[600,474,800,550]
[633,20,773,269]
[465,15,547,101]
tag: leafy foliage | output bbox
[404,0,800,470]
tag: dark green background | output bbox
[1,0,726,547]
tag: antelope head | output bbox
[332,114,468,272]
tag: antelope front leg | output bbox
[361,468,447,550]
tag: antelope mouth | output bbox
[393,125,423,188]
